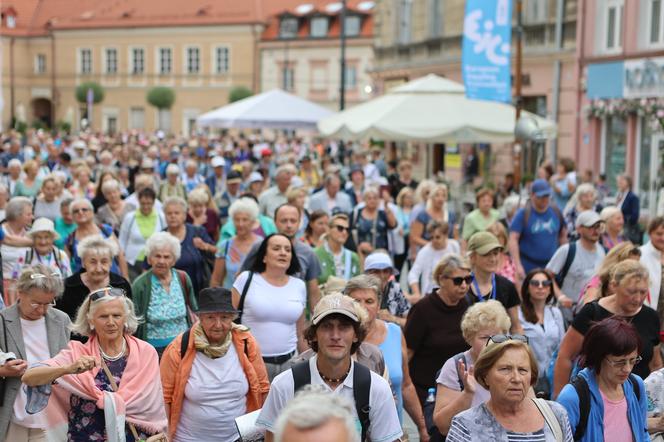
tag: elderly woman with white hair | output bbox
[0,265,70,442]
[132,232,197,355]
[211,197,262,289]
[23,287,168,441]
[158,164,186,201]
[2,197,35,305]
[564,182,599,240]
[599,205,625,251]
[59,235,132,324]
[181,159,204,193]
[95,179,135,233]
[186,187,220,243]
[163,196,216,295]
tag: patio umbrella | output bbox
[196,89,333,130]
[318,74,556,143]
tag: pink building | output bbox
[580,0,664,216]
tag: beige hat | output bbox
[467,231,503,256]
[312,293,361,325]
[28,218,60,240]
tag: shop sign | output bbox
[624,57,664,99]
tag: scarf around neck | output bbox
[193,321,249,359]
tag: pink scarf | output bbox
[41,334,167,440]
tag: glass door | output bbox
[649,133,664,215]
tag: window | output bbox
[429,0,442,37]
[80,49,92,74]
[397,0,412,44]
[107,117,117,135]
[187,47,200,74]
[215,46,230,74]
[35,54,46,74]
[105,48,117,74]
[280,17,298,38]
[604,1,623,51]
[651,0,663,44]
[603,116,627,192]
[345,16,361,37]
[130,107,145,130]
[524,0,547,24]
[282,65,295,91]
[131,48,144,74]
[310,16,328,37]
[344,66,357,90]
[159,48,172,75]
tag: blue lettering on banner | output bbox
[462,0,513,103]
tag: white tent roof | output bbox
[318,74,557,143]
[196,89,334,130]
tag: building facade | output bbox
[259,1,375,111]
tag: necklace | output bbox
[99,338,126,362]
[318,366,351,384]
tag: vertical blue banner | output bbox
[462,0,513,103]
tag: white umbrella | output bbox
[196,89,334,130]
[318,74,557,143]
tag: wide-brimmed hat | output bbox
[196,287,238,314]
[27,218,60,240]
[467,231,503,256]
[311,293,360,325]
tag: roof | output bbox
[0,0,267,36]
[261,1,374,41]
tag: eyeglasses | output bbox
[444,276,473,286]
[72,207,91,214]
[529,279,553,288]
[332,225,350,233]
[30,272,60,280]
[29,299,57,309]
[605,356,642,368]
[486,334,529,346]
[89,287,126,302]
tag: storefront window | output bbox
[604,116,627,193]
[638,118,653,212]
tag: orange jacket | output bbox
[160,324,270,438]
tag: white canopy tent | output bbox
[196,89,334,130]
[317,74,557,143]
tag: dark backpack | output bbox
[571,374,640,440]
[292,360,371,442]
[554,240,577,288]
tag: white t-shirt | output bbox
[174,345,249,442]
[12,317,50,427]
[546,241,605,302]
[233,271,306,357]
[408,241,461,295]
[256,356,403,442]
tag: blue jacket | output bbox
[557,368,649,442]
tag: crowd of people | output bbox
[0,129,663,442]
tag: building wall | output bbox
[2,24,259,134]
[259,38,374,110]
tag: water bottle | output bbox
[426,387,436,403]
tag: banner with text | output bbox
[462,0,513,103]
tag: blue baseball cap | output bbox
[531,179,552,198]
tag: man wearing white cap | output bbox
[205,156,227,198]
[257,294,402,442]
[546,210,605,312]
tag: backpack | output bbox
[571,374,640,440]
[292,360,371,442]
[554,240,577,288]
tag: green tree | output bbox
[147,87,176,130]
[75,82,105,104]
[229,86,252,103]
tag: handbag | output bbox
[100,358,168,442]
[533,398,563,442]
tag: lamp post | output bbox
[339,0,347,110]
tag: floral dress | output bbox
[67,356,150,441]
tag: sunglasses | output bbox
[89,287,126,302]
[332,225,350,232]
[529,279,553,288]
[444,276,473,286]
[72,207,91,214]
[486,334,529,346]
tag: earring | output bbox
[124,324,128,331]
[90,324,95,330]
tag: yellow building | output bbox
[1,1,265,134]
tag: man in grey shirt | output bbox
[242,203,321,311]
[546,211,605,319]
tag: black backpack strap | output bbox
[180,329,191,359]
[292,360,312,392]
[571,375,590,441]
[235,271,254,324]
[556,241,577,288]
[353,362,372,442]
[628,373,641,401]
[453,352,468,391]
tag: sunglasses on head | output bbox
[486,334,529,346]
[333,225,349,232]
[89,287,126,302]
[444,275,473,286]
[529,279,553,288]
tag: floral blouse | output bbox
[67,356,150,441]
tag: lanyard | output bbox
[471,273,496,302]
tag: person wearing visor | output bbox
[0,265,70,441]
[160,287,269,441]
[23,286,168,441]
[466,231,522,334]
[363,251,411,327]
[447,335,573,441]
